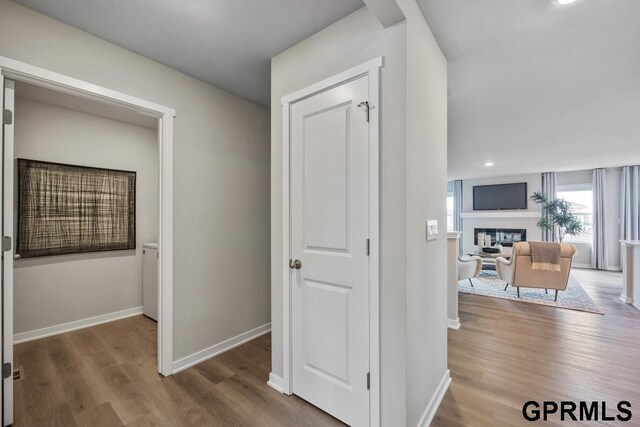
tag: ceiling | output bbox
[14,0,364,107]
[419,0,640,180]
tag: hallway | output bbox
[14,316,342,426]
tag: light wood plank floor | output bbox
[14,316,343,426]
[433,268,640,426]
[14,269,639,426]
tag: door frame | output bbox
[0,56,176,378]
[280,56,382,426]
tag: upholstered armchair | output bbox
[496,241,576,300]
[457,255,483,286]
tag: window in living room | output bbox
[557,183,593,244]
[447,189,454,232]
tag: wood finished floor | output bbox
[433,268,640,427]
[14,269,639,426]
[14,317,343,426]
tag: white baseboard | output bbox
[417,369,451,427]
[447,318,461,330]
[267,372,285,394]
[172,323,271,374]
[14,306,143,344]
[606,266,621,272]
[572,263,592,269]
[621,294,634,304]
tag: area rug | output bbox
[458,271,603,315]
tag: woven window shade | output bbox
[17,159,136,258]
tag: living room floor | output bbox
[433,268,640,426]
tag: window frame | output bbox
[556,183,593,244]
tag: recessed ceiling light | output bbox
[484,162,494,167]
[555,0,579,5]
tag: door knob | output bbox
[289,259,302,269]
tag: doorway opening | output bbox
[1,56,175,426]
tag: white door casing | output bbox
[1,78,15,426]
[285,58,381,426]
[281,57,382,426]
[0,56,175,390]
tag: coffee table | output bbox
[468,251,511,271]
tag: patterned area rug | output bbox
[459,271,603,314]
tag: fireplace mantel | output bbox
[461,212,540,219]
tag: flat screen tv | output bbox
[473,182,528,210]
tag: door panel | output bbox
[290,75,369,426]
[303,105,350,252]
[304,280,351,384]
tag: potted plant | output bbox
[531,192,583,243]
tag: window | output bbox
[447,192,454,232]
[557,185,593,243]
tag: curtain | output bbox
[453,180,463,254]
[591,169,607,269]
[620,166,640,241]
[541,172,557,241]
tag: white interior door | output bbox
[1,77,14,426]
[290,75,370,426]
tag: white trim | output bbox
[447,232,462,240]
[447,319,461,330]
[0,55,175,377]
[620,294,633,304]
[0,56,175,117]
[157,115,174,377]
[280,57,382,427]
[172,323,271,373]
[13,306,143,344]
[417,370,452,427]
[572,263,592,269]
[267,373,285,394]
[0,73,4,424]
[2,77,15,426]
[280,57,383,106]
[573,264,622,272]
[461,212,540,219]
[368,57,381,427]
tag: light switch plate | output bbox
[426,220,438,241]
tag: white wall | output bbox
[13,96,157,334]
[397,0,449,425]
[461,174,542,254]
[271,7,408,424]
[0,0,271,361]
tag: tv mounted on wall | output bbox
[473,182,528,210]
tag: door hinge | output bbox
[366,238,370,256]
[366,372,370,390]
[3,109,12,125]
[2,236,11,252]
[2,363,11,380]
[357,101,370,122]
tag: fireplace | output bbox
[474,228,527,247]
